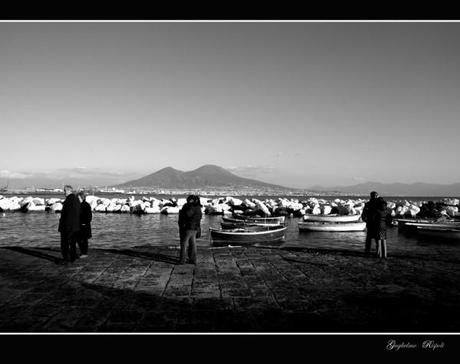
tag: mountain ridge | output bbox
[310,181,460,197]
[115,164,291,190]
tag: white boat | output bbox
[416,226,460,240]
[221,221,281,229]
[232,214,286,224]
[298,221,366,232]
[303,213,361,223]
[395,218,440,227]
[209,225,287,246]
[401,221,460,230]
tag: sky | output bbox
[1,21,460,188]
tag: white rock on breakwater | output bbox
[0,194,459,218]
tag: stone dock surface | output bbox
[1,244,459,332]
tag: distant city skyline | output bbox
[1,21,460,188]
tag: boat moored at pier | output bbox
[395,218,460,231]
[231,214,286,224]
[221,221,281,230]
[416,226,460,241]
[209,225,287,246]
[303,213,362,223]
[298,221,366,232]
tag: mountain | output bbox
[310,181,460,197]
[116,164,291,190]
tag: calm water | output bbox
[1,212,459,259]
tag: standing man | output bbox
[77,191,92,258]
[361,191,379,255]
[178,195,202,265]
[58,185,81,262]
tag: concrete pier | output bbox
[0,245,459,332]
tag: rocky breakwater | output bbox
[1,194,458,219]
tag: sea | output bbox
[1,193,459,260]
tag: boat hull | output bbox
[210,226,287,245]
[221,221,281,229]
[303,214,361,223]
[397,220,460,233]
[298,221,366,232]
[231,214,286,224]
[416,227,460,240]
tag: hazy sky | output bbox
[1,21,460,188]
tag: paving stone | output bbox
[1,246,460,332]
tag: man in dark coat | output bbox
[178,195,202,265]
[361,191,379,254]
[58,185,81,262]
[77,191,92,258]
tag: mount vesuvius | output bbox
[115,165,291,190]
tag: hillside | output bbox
[310,181,460,197]
[116,164,290,190]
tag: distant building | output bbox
[35,188,63,193]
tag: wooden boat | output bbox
[222,216,252,223]
[396,219,460,232]
[416,226,460,240]
[303,213,361,223]
[405,221,460,229]
[209,225,287,245]
[223,216,281,225]
[231,214,286,224]
[298,221,366,232]
[221,221,281,230]
[394,218,438,227]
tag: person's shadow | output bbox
[3,247,67,265]
[4,246,185,266]
[102,248,180,265]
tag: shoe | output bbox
[80,255,88,258]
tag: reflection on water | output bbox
[1,212,459,258]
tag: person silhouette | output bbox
[361,191,379,255]
[375,197,392,259]
[77,190,92,258]
[178,195,202,265]
[58,185,80,262]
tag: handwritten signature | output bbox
[386,340,445,351]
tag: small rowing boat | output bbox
[221,221,281,229]
[416,226,460,240]
[232,214,286,224]
[209,225,287,245]
[394,218,439,227]
[298,221,366,232]
[302,213,361,223]
[396,219,460,232]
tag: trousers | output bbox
[179,229,197,264]
[78,237,89,255]
[60,232,78,262]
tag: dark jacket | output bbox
[362,199,378,227]
[58,194,81,235]
[178,202,202,231]
[79,200,92,239]
[374,207,392,233]
[363,198,392,238]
